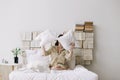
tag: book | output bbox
[84,21,93,26]
[75,24,84,31]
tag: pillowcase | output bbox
[25,50,50,72]
[35,30,57,47]
[58,30,75,50]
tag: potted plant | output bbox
[11,48,22,63]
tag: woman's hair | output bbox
[55,34,63,46]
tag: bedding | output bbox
[9,65,98,80]
[25,50,50,72]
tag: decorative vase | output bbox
[14,55,18,63]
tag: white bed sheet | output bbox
[9,65,98,80]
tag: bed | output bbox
[9,30,97,80]
[9,65,98,80]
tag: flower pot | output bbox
[14,55,18,63]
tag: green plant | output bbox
[11,48,22,56]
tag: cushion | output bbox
[58,30,75,50]
[35,30,57,47]
[25,50,50,72]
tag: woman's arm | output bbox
[65,42,75,60]
[69,42,75,56]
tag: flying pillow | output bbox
[58,30,75,50]
[35,30,57,48]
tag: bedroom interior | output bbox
[0,0,120,80]
[8,22,98,80]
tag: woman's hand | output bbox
[70,42,75,49]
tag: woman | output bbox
[41,34,75,70]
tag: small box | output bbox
[26,32,32,41]
[73,48,84,56]
[88,43,94,48]
[83,49,93,60]
[21,32,32,41]
[74,31,85,40]
[31,41,41,48]
[86,37,93,41]
[85,33,94,38]
[32,31,41,40]
[22,41,30,47]
[75,40,83,48]
[83,38,94,48]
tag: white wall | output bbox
[0,0,120,80]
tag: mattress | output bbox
[9,65,98,80]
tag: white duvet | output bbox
[9,65,98,80]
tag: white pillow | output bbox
[35,30,57,47]
[58,30,75,50]
[25,50,50,72]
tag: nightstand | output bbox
[0,63,21,80]
[0,63,20,70]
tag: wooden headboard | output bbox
[21,22,94,66]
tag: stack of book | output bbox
[75,24,84,31]
[84,22,93,32]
